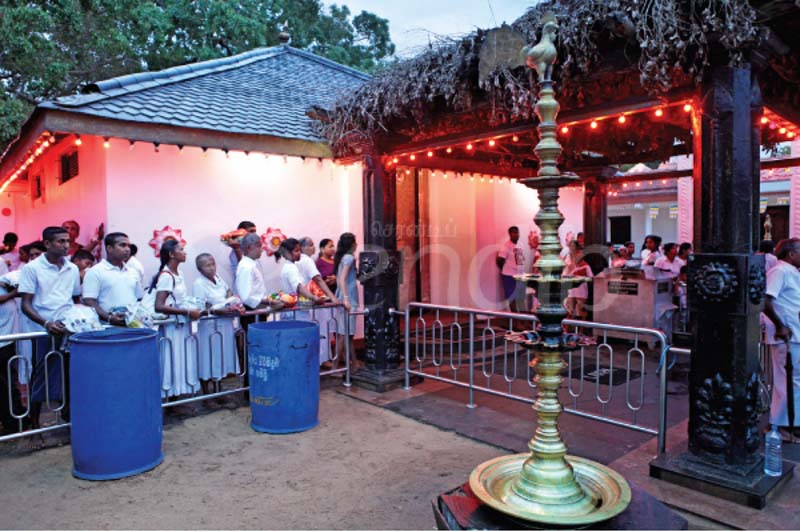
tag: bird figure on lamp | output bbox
[522,20,558,83]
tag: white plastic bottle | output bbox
[764,424,783,477]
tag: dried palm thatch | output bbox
[319,0,759,155]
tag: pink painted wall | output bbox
[12,135,107,246]
[426,170,583,310]
[103,140,364,296]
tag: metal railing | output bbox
[395,302,670,455]
[0,303,361,443]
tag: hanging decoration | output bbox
[148,225,187,257]
[261,227,287,256]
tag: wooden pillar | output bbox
[651,63,791,507]
[582,177,607,246]
[353,151,404,392]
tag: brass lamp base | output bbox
[469,454,631,528]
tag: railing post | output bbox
[403,306,411,390]
[658,338,669,456]
[343,306,352,388]
[467,312,476,409]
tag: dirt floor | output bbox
[0,389,503,530]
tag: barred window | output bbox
[60,151,79,183]
[32,174,42,199]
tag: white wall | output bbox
[426,170,583,309]
[13,135,107,245]
[104,140,364,296]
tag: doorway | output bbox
[760,206,789,243]
[609,216,632,245]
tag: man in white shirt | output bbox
[654,243,683,275]
[497,226,525,312]
[229,221,258,284]
[235,233,281,310]
[19,226,81,427]
[125,243,146,291]
[83,233,143,325]
[763,238,800,438]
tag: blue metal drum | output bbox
[69,328,163,480]
[248,320,320,433]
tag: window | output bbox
[60,151,79,183]
[609,216,632,245]
[32,174,42,199]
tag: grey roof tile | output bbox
[44,46,368,142]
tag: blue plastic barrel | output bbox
[248,320,320,433]
[69,328,163,480]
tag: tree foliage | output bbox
[0,0,394,149]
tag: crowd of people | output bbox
[0,220,362,436]
[496,224,800,443]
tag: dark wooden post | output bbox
[650,63,791,508]
[353,152,404,391]
[582,177,608,248]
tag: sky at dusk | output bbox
[328,0,538,57]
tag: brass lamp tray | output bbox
[469,453,631,528]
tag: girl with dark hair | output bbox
[315,238,337,291]
[152,240,203,399]
[334,233,359,369]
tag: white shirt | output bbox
[126,255,146,290]
[765,260,800,343]
[82,259,143,312]
[654,256,682,275]
[2,251,20,272]
[297,254,321,284]
[155,267,188,306]
[0,285,17,347]
[235,256,266,309]
[764,253,778,272]
[498,240,524,277]
[280,261,305,294]
[641,249,661,265]
[17,255,81,328]
[194,275,230,306]
[563,256,594,299]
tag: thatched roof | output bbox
[318,0,800,171]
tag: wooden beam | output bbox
[397,156,535,180]
[387,92,695,156]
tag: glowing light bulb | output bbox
[683,103,692,112]
[662,179,667,184]
[446,147,453,154]
[760,116,768,125]
[488,139,496,147]
[392,157,398,164]
[655,109,664,117]
[590,121,598,129]
[409,154,416,161]
[789,132,796,139]
[618,115,626,124]
[635,182,641,187]
[427,151,433,157]
[779,127,787,134]
[466,143,473,150]
[512,135,519,142]
[103,140,110,149]
[623,183,628,188]
[74,137,82,146]
[561,126,569,134]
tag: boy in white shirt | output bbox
[19,226,81,427]
[83,232,143,325]
[497,226,525,312]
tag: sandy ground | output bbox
[0,389,503,530]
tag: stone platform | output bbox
[432,481,687,530]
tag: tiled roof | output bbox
[40,45,369,142]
